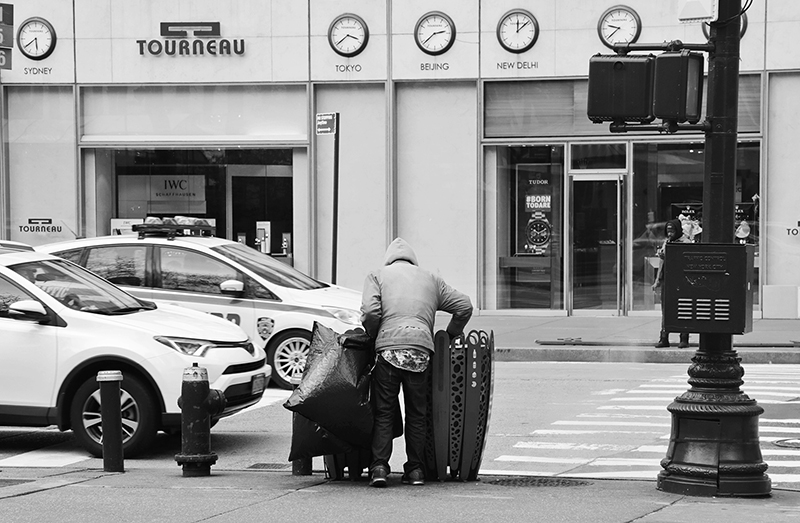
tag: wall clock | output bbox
[328,13,369,57]
[415,11,456,56]
[17,17,57,60]
[597,5,641,49]
[497,9,539,53]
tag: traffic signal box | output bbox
[588,54,655,123]
[588,51,704,125]
[663,243,754,335]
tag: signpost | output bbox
[316,112,340,284]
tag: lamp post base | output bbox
[657,348,771,497]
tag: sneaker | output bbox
[401,469,425,486]
[678,341,690,349]
[655,341,670,348]
[369,466,388,488]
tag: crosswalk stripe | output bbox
[552,421,671,427]
[495,456,590,464]
[513,442,634,451]
[532,429,668,436]
[0,444,88,467]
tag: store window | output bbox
[89,148,293,254]
[631,141,760,311]
[486,145,565,309]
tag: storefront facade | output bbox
[2,0,799,317]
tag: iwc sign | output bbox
[137,22,245,57]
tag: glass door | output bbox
[570,175,622,313]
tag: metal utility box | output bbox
[587,54,655,123]
[664,243,754,334]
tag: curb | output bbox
[495,346,800,364]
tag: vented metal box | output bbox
[663,243,754,334]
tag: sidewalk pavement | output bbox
[462,314,800,364]
[0,464,798,523]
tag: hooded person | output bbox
[361,238,473,487]
[652,219,693,348]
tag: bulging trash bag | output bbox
[288,413,355,461]
[284,323,374,449]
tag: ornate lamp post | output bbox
[656,0,770,497]
[588,0,770,496]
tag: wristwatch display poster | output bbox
[518,170,552,256]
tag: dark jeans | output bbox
[370,354,429,475]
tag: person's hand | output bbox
[652,282,659,292]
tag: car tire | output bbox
[267,329,312,390]
[70,374,159,458]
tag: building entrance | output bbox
[570,175,623,314]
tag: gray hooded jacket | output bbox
[360,238,473,353]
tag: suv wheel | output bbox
[267,330,311,390]
[70,374,159,457]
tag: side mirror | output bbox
[8,300,50,323]
[219,279,244,296]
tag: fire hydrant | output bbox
[174,363,226,477]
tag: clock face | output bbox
[597,6,641,49]
[328,13,369,57]
[17,17,57,61]
[415,11,456,56]
[497,9,539,53]
[526,220,552,245]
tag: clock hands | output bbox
[605,24,621,38]
[336,34,360,46]
[24,37,39,51]
[422,30,445,45]
[516,20,530,33]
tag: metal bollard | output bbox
[174,363,226,477]
[97,370,124,473]
[291,375,313,475]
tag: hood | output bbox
[383,237,418,266]
[92,303,249,342]
[666,219,684,241]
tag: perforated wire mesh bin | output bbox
[425,329,495,482]
[664,243,754,334]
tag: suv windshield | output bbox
[213,243,326,290]
[11,259,152,314]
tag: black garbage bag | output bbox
[288,412,355,461]
[284,323,374,449]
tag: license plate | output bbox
[251,373,266,395]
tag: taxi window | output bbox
[0,276,32,315]
[85,246,147,287]
[159,248,239,294]
[54,248,84,264]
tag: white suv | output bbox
[39,220,363,389]
[0,245,269,457]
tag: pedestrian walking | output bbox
[652,219,693,348]
[361,238,473,487]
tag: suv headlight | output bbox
[325,307,362,326]
[155,336,215,356]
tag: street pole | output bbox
[331,113,340,285]
[657,0,771,497]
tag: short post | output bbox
[291,376,312,475]
[97,370,124,473]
